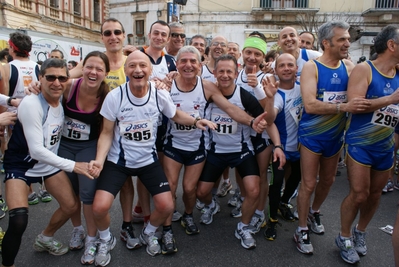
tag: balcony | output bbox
[74,15,82,25]
[49,7,60,18]
[20,0,32,10]
[362,0,399,17]
[252,0,319,15]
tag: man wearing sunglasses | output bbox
[164,22,186,60]
[1,58,93,267]
[201,35,228,83]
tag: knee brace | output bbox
[8,207,29,234]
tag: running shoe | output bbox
[293,229,313,255]
[235,225,256,249]
[69,228,86,250]
[0,199,7,219]
[39,189,52,202]
[120,223,141,249]
[278,202,295,221]
[248,213,266,234]
[228,188,241,207]
[387,180,394,192]
[172,210,182,222]
[33,234,69,255]
[200,202,220,225]
[353,226,367,256]
[307,211,325,235]
[131,209,145,223]
[264,218,281,241]
[28,192,39,205]
[195,199,205,210]
[181,214,200,235]
[217,180,232,197]
[140,229,161,256]
[161,229,177,255]
[95,234,116,267]
[230,198,242,218]
[335,234,360,264]
[81,239,97,265]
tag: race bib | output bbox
[323,91,347,103]
[174,110,199,132]
[289,105,303,126]
[212,113,237,135]
[47,124,62,148]
[62,116,91,140]
[371,104,399,129]
[119,120,153,142]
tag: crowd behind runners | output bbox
[0,17,398,267]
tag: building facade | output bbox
[110,0,399,62]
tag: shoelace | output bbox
[147,233,159,246]
[300,231,310,244]
[184,216,195,226]
[71,230,84,244]
[85,242,97,256]
[96,239,110,255]
[240,228,253,239]
[125,226,135,238]
[250,214,261,226]
[313,213,323,225]
[163,231,173,245]
[354,231,366,246]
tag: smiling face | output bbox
[227,42,241,60]
[148,23,170,50]
[176,51,201,80]
[242,47,264,70]
[278,27,300,54]
[209,36,228,60]
[274,53,297,83]
[125,51,152,91]
[214,59,238,90]
[190,37,206,56]
[82,56,107,89]
[168,27,185,52]
[299,32,315,50]
[40,67,68,102]
[323,27,351,60]
[101,21,125,53]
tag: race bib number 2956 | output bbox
[371,104,399,129]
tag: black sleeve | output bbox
[240,87,264,117]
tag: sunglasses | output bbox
[171,33,186,38]
[211,42,227,48]
[102,29,123,37]
[45,75,68,83]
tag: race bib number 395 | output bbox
[119,120,153,142]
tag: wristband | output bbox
[274,145,284,152]
[7,97,15,107]
[253,84,266,100]
[193,117,201,126]
[250,118,255,128]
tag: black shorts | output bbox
[163,145,206,165]
[96,160,170,197]
[199,150,259,183]
[251,135,271,155]
[4,170,62,186]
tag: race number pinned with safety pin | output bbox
[371,104,399,129]
[119,120,153,142]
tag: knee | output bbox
[244,185,259,200]
[8,207,29,234]
[196,186,209,200]
[154,194,174,215]
[318,176,335,188]
[183,183,196,196]
[349,190,369,205]
[61,198,78,216]
[92,201,111,219]
[300,180,317,194]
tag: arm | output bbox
[88,118,115,178]
[300,61,338,115]
[171,110,216,131]
[346,62,392,114]
[18,97,75,172]
[204,80,266,132]
[262,76,280,125]
[69,61,84,79]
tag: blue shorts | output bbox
[346,145,394,171]
[199,149,259,183]
[285,150,300,162]
[298,136,343,158]
[163,145,206,165]
[251,135,271,155]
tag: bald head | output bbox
[278,27,300,54]
[274,53,297,85]
[125,50,152,90]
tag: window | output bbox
[136,20,144,37]
[50,0,59,8]
[74,0,81,15]
[260,0,308,8]
[94,0,100,23]
[375,0,399,8]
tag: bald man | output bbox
[88,51,215,262]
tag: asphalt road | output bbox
[0,167,396,267]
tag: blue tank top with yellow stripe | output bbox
[345,61,399,151]
[298,59,348,140]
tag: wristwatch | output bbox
[7,97,16,107]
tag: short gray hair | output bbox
[169,22,184,30]
[176,46,201,62]
[40,58,68,76]
[318,21,350,51]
